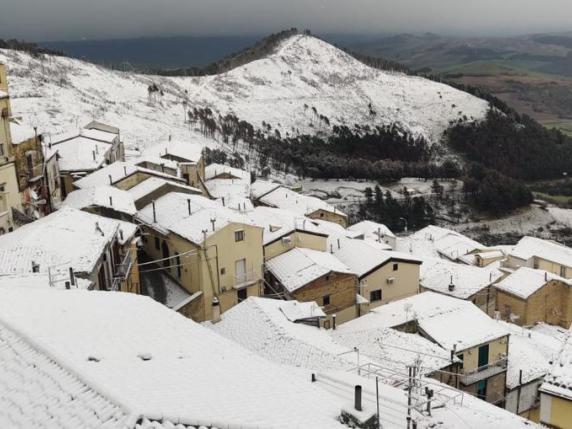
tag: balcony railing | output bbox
[460,357,508,385]
[115,249,133,279]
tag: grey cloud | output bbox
[0,0,571,41]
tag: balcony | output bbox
[460,358,508,386]
[115,249,133,278]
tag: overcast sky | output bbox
[1,0,571,41]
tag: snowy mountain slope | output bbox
[0,34,488,154]
[179,35,489,142]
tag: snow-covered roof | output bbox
[81,128,118,143]
[9,120,36,144]
[205,163,249,181]
[210,297,364,372]
[62,186,137,216]
[133,154,179,172]
[418,304,509,351]
[74,161,183,189]
[266,247,354,293]
[500,321,565,389]
[541,326,572,400]
[279,300,326,321]
[46,136,112,172]
[339,291,508,351]
[0,287,352,428]
[511,236,572,269]
[397,225,484,261]
[347,220,396,239]
[250,180,281,199]
[126,176,201,203]
[242,206,328,245]
[495,267,571,300]
[332,325,456,375]
[143,141,204,163]
[0,272,92,290]
[0,208,137,278]
[137,192,258,245]
[330,237,421,278]
[206,178,250,200]
[260,187,347,219]
[421,258,503,299]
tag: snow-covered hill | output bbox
[0,34,488,152]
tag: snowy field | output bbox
[0,34,487,157]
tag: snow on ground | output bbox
[0,34,487,160]
[176,35,488,144]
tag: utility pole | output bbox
[407,365,413,429]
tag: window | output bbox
[370,290,382,302]
[533,259,539,269]
[235,258,247,283]
[320,213,324,218]
[478,344,489,370]
[561,266,566,277]
[154,237,160,250]
[234,230,245,242]
[237,288,247,303]
[476,380,488,400]
[393,263,399,271]
[323,295,330,306]
[220,267,226,275]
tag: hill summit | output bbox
[0,33,487,151]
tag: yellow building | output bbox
[419,258,503,316]
[505,236,572,279]
[539,330,572,429]
[340,292,510,405]
[137,192,264,322]
[0,207,140,293]
[265,247,359,325]
[143,140,206,191]
[241,206,329,261]
[0,63,23,234]
[330,237,422,311]
[495,267,572,328]
[8,120,54,219]
[257,186,348,227]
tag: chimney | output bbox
[448,274,455,292]
[123,166,127,176]
[168,134,172,142]
[202,229,208,243]
[187,198,191,215]
[152,200,157,223]
[119,229,124,241]
[108,174,113,185]
[109,196,113,206]
[332,314,337,330]
[545,271,548,282]
[330,244,333,253]
[210,218,216,232]
[222,197,225,207]
[337,238,340,249]
[354,385,362,411]
[92,150,96,161]
[211,297,221,323]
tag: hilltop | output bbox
[0,33,488,152]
